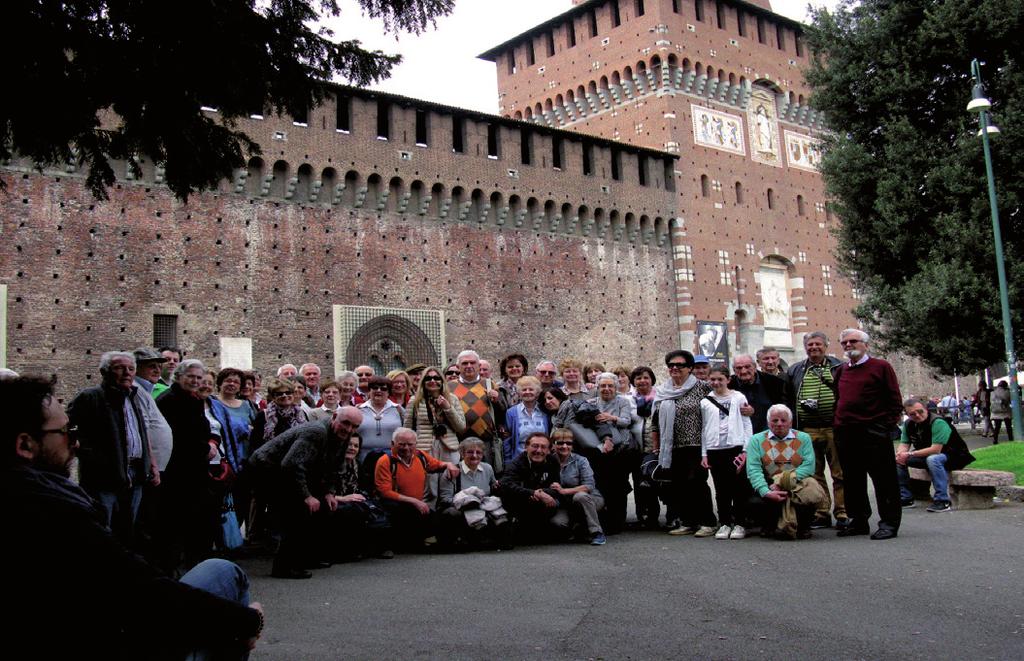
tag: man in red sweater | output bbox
[375,427,459,548]
[833,329,904,540]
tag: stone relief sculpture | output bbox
[785,130,823,172]
[747,87,781,167]
[691,104,745,155]
[760,269,791,330]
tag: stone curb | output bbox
[996,485,1024,503]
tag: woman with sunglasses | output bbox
[356,376,404,468]
[549,428,607,545]
[250,378,309,454]
[651,350,717,537]
[444,364,460,382]
[404,366,466,504]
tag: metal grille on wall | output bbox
[332,305,445,375]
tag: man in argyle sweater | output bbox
[746,403,826,539]
[449,350,506,474]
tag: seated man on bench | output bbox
[896,398,975,513]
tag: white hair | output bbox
[456,350,479,363]
[173,358,206,380]
[99,351,135,374]
[391,427,417,443]
[276,363,298,376]
[767,404,793,424]
[299,362,321,375]
[596,371,618,384]
[839,328,870,343]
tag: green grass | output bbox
[968,441,1024,485]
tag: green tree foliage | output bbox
[804,0,1023,374]
[2,0,454,200]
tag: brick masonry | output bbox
[0,0,954,398]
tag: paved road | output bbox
[242,494,1023,660]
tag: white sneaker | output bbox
[714,525,732,540]
[729,525,747,540]
[694,525,718,538]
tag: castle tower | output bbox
[480,0,856,364]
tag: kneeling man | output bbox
[746,404,826,539]
[374,427,460,549]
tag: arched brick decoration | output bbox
[345,314,439,373]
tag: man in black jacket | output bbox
[3,376,264,658]
[68,350,157,545]
[729,354,789,434]
[500,431,562,537]
[250,406,363,578]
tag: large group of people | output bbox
[6,326,990,652]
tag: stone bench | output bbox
[908,467,1016,509]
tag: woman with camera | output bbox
[404,366,466,505]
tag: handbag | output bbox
[208,457,236,488]
[218,493,244,550]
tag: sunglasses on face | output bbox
[537,370,555,375]
[554,440,573,446]
[369,384,389,391]
[423,376,443,383]
[445,371,459,376]
[667,363,688,370]
[272,391,293,398]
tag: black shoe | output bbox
[303,560,332,570]
[271,567,313,579]
[834,517,851,531]
[870,528,898,541]
[810,516,831,529]
[836,524,869,537]
[797,528,813,540]
[901,499,915,508]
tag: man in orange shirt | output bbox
[374,427,460,549]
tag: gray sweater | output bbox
[438,461,496,507]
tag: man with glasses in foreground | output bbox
[833,328,904,540]
[3,376,264,657]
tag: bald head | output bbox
[331,405,362,438]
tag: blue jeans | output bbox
[95,467,144,545]
[180,559,252,661]
[897,453,949,502]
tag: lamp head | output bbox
[967,83,991,113]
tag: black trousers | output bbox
[670,446,716,528]
[707,446,752,526]
[835,425,901,532]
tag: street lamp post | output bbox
[968,58,1023,437]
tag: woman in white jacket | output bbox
[700,366,754,540]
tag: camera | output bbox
[800,398,819,411]
[432,424,448,438]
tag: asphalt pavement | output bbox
[241,455,1023,660]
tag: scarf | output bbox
[653,375,699,469]
[262,402,303,443]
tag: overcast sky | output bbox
[326,0,842,113]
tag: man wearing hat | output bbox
[406,363,427,396]
[692,355,711,382]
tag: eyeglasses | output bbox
[667,363,689,370]
[445,371,459,377]
[840,339,863,346]
[554,440,573,446]
[368,384,389,391]
[423,376,443,383]
[537,370,555,375]
[40,424,78,440]
[272,391,293,398]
